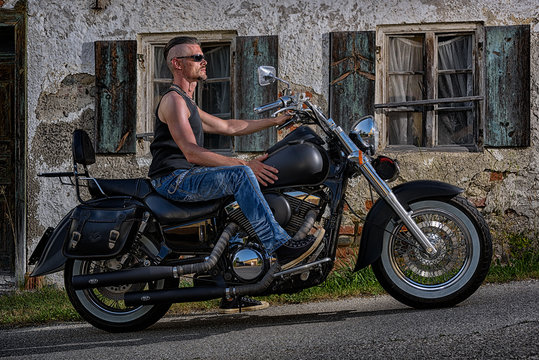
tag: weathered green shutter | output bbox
[95,40,137,154]
[484,25,530,147]
[234,36,278,152]
[329,31,376,132]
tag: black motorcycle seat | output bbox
[144,193,225,226]
[88,178,226,225]
[89,178,153,199]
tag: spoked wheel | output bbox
[372,196,492,308]
[65,235,175,332]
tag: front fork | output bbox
[322,117,437,256]
[355,156,438,256]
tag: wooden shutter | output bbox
[329,31,376,132]
[484,25,530,147]
[234,36,278,152]
[95,40,137,154]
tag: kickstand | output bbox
[237,296,242,313]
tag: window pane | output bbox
[154,46,173,79]
[438,73,473,99]
[437,35,473,99]
[437,35,474,145]
[204,46,230,78]
[388,112,424,146]
[388,36,424,146]
[438,35,472,71]
[153,82,172,115]
[201,82,230,116]
[438,110,474,145]
[388,36,424,102]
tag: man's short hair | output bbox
[164,36,201,60]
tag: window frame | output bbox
[136,31,237,155]
[375,22,485,152]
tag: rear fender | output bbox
[30,209,74,277]
[354,180,463,271]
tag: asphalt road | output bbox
[1,280,537,359]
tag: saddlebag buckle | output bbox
[108,229,120,249]
[70,231,82,249]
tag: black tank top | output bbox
[148,85,204,179]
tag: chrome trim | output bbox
[225,201,240,214]
[80,177,106,196]
[163,219,213,243]
[284,191,321,206]
[384,192,438,255]
[274,257,332,278]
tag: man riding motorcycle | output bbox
[148,36,322,312]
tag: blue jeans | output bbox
[151,166,290,254]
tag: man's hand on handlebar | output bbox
[273,112,293,126]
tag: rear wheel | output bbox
[64,235,175,332]
[372,196,492,308]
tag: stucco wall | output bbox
[3,0,537,278]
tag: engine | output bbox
[226,191,321,239]
[229,244,266,282]
[225,191,322,283]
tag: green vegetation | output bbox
[1,235,537,328]
[0,285,79,326]
[485,233,539,282]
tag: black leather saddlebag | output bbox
[64,202,142,259]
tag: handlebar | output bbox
[253,96,294,114]
[253,100,283,114]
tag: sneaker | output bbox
[218,297,270,314]
[275,229,325,270]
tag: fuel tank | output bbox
[263,126,330,189]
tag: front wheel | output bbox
[372,196,492,308]
[64,235,175,332]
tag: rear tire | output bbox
[372,196,492,308]
[64,236,175,332]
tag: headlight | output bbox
[349,115,379,155]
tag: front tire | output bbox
[372,196,492,308]
[64,236,174,332]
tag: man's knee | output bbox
[228,165,257,188]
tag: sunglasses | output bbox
[174,54,205,62]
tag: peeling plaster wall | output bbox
[18,0,539,278]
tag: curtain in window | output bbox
[437,35,474,145]
[388,37,423,145]
[202,46,230,117]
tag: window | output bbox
[376,23,484,151]
[138,32,236,154]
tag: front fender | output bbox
[30,209,73,277]
[354,180,463,271]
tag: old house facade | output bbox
[0,0,537,287]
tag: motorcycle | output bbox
[29,65,492,332]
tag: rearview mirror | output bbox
[258,66,276,86]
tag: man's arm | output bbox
[198,108,290,136]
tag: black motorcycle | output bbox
[30,66,492,332]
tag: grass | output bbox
[0,286,79,326]
[1,244,537,328]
